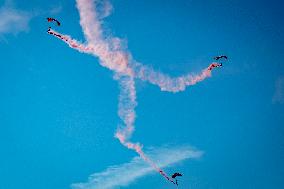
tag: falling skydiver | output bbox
[47,17,61,26]
[171,172,182,185]
[47,17,61,36]
[208,63,222,71]
[214,55,228,60]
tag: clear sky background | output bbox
[0,0,284,189]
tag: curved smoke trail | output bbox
[47,0,222,185]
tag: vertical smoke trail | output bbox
[76,0,104,45]
[75,0,132,75]
[114,75,176,184]
[47,0,222,185]
[116,75,137,141]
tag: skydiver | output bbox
[171,172,182,186]
[47,17,61,26]
[208,63,222,71]
[214,55,228,60]
[172,172,182,178]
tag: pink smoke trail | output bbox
[47,29,92,53]
[131,62,215,92]
[47,0,222,185]
[48,28,131,75]
[47,27,220,185]
[115,76,177,184]
[48,28,218,93]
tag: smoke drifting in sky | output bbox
[47,0,222,186]
[71,146,203,189]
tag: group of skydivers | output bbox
[46,17,227,186]
[208,55,228,70]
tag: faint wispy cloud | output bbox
[71,145,203,189]
[49,5,62,15]
[99,0,113,19]
[0,1,32,34]
[273,76,284,104]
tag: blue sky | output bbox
[0,0,284,189]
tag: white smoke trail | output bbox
[76,0,103,45]
[131,62,213,92]
[47,0,222,185]
[116,75,137,141]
